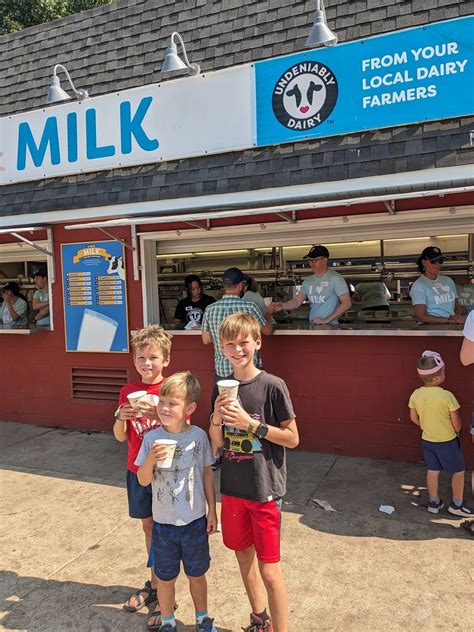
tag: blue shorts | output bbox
[422,437,465,473]
[151,516,210,581]
[126,470,152,519]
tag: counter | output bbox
[163,324,465,336]
[0,325,50,334]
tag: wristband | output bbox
[209,412,222,427]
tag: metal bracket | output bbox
[10,231,53,257]
[182,220,211,231]
[274,211,297,223]
[384,200,396,215]
[97,227,134,250]
[96,226,140,281]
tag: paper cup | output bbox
[217,379,239,399]
[263,297,273,306]
[127,390,148,408]
[141,393,159,406]
[154,439,178,468]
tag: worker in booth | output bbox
[272,245,352,325]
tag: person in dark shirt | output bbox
[174,274,215,328]
[209,312,299,632]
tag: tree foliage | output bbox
[0,0,115,34]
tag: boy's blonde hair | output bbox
[417,353,444,384]
[131,325,172,359]
[219,312,261,343]
[160,371,201,404]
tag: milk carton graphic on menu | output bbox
[76,308,119,351]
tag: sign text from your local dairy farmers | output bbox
[361,41,468,108]
[16,97,158,170]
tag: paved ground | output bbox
[0,422,472,632]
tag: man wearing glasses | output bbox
[273,245,351,325]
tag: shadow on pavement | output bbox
[283,450,472,541]
[0,571,232,632]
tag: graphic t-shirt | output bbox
[135,425,214,525]
[118,379,163,473]
[456,283,474,313]
[300,271,349,323]
[463,310,474,342]
[0,297,28,326]
[410,274,457,318]
[408,386,460,442]
[174,294,215,327]
[212,371,295,502]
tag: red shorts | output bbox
[220,494,282,563]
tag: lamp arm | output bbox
[171,32,200,75]
[54,64,89,100]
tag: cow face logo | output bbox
[272,61,338,131]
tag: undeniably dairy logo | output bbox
[272,61,338,131]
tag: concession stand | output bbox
[0,1,473,465]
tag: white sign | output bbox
[0,65,254,185]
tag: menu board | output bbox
[61,240,129,352]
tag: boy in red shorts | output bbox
[209,312,299,632]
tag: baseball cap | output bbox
[32,266,47,278]
[222,267,245,285]
[303,245,330,259]
[1,281,20,293]
[420,246,444,262]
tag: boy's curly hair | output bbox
[131,325,172,359]
[160,371,201,404]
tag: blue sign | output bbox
[255,17,474,146]
[61,241,129,353]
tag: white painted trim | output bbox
[1,165,472,229]
[143,206,474,253]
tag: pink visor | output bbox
[417,351,445,375]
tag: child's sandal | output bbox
[123,580,157,612]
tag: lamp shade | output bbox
[161,41,189,72]
[47,75,72,103]
[305,8,338,48]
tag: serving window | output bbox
[138,214,472,328]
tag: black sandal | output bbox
[123,580,157,612]
[146,609,162,631]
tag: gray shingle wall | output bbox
[1,0,473,218]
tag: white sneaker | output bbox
[448,502,472,517]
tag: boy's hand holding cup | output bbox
[134,393,159,418]
[152,439,178,468]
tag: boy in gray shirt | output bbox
[136,372,217,632]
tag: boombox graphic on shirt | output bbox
[223,414,262,455]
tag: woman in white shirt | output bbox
[0,282,28,327]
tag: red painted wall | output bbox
[1,223,472,466]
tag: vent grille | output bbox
[71,367,128,402]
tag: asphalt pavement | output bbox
[0,422,472,632]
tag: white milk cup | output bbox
[127,390,148,408]
[217,379,240,399]
[263,297,273,306]
[154,439,178,468]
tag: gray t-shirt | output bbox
[135,425,214,526]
